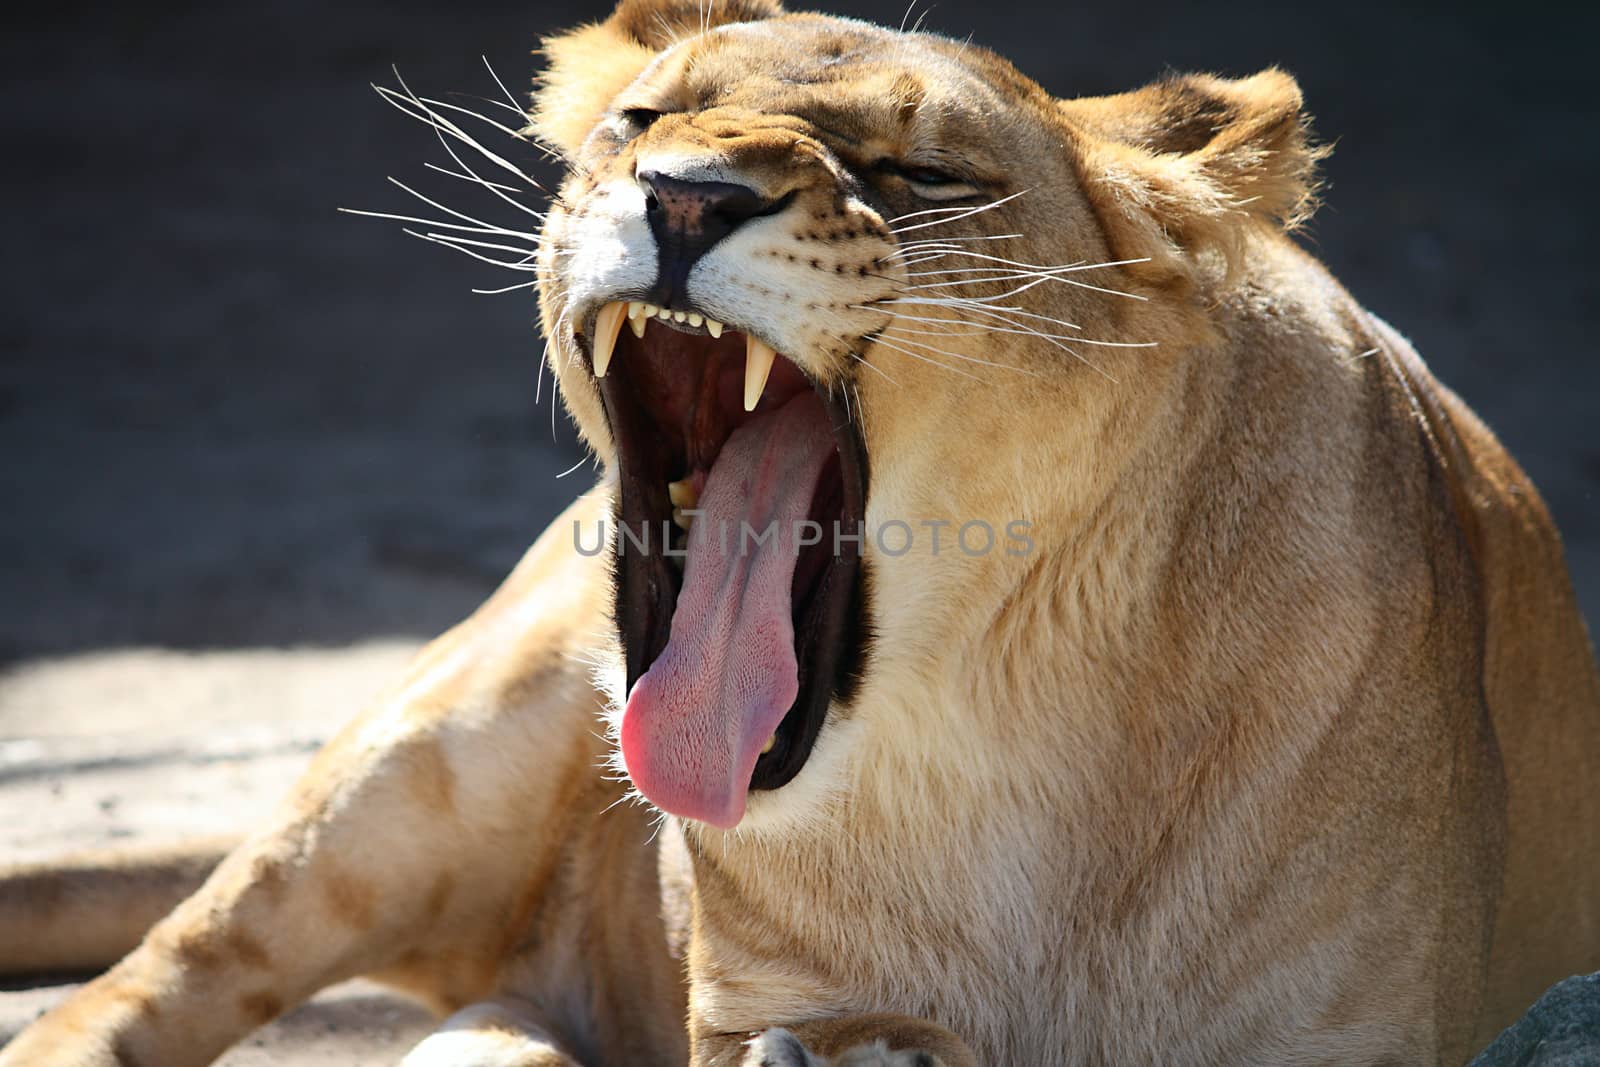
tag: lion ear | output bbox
[1059,69,1325,280]
[531,0,783,158]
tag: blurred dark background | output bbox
[2,0,1596,666]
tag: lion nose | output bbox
[638,170,781,304]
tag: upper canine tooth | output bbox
[706,319,724,338]
[592,301,627,378]
[744,336,777,412]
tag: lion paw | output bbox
[744,1029,942,1067]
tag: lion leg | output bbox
[700,1015,976,1067]
[0,489,662,1067]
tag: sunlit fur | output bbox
[2,2,1597,1065]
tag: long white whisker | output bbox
[882,308,1117,381]
[898,276,1063,305]
[376,85,529,182]
[472,278,543,295]
[860,320,995,338]
[481,56,527,115]
[382,176,523,233]
[882,252,954,269]
[423,161,521,194]
[376,76,550,226]
[850,351,899,386]
[896,272,1146,303]
[1003,257,1152,277]
[900,264,1086,279]
[882,234,1025,258]
[866,306,1120,380]
[866,334,983,382]
[376,76,547,195]
[888,190,1030,233]
[411,92,548,170]
[895,233,1025,246]
[888,250,1150,301]
[890,276,1058,304]
[884,190,1027,228]
[385,120,549,232]
[540,307,574,412]
[338,205,536,241]
[920,297,1079,330]
[403,229,539,271]
[919,301,1156,349]
[481,56,562,164]
[894,249,1151,276]
[420,230,540,259]
[877,327,1036,374]
[822,332,903,387]
[556,454,593,479]
[448,90,526,122]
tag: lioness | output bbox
[2,0,1597,1063]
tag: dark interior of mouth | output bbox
[595,317,866,800]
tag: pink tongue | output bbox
[621,393,835,828]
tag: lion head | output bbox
[531,0,1323,831]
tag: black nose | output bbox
[638,170,779,306]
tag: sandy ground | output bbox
[2,0,1597,1061]
[0,644,441,1060]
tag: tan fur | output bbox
[3,3,1597,1065]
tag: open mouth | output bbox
[582,300,867,828]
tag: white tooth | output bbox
[672,507,694,531]
[643,303,659,318]
[744,336,777,412]
[656,306,672,319]
[688,312,703,327]
[761,733,776,754]
[706,319,724,339]
[627,301,644,319]
[592,301,627,378]
[667,479,698,509]
[673,309,687,322]
[628,312,647,339]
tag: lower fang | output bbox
[761,734,776,754]
[667,478,698,509]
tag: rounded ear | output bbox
[531,0,783,158]
[1059,69,1327,282]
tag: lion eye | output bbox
[894,163,962,185]
[878,159,980,201]
[619,107,665,134]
